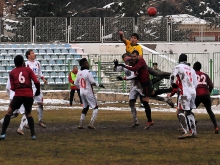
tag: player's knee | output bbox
[82,105,89,114]
[129,99,136,107]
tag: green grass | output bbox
[0,109,219,165]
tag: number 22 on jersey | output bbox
[197,74,207,85]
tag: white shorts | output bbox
[80,93,97,109]
[177,94,196,110]
[129,86,143,100]
[33,87,43,103]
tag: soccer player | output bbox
[193,61,219,134]
[170,54,198,139]
[0,76,28,135]
[119,31,143,57]
[0,55,40,140]
[116,50,155,129]
[114,53,142,127]
[25,50,47,128]
[74,58,105,129]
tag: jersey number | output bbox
[197,74,207,85]
[186,71,192,82]
[80,78,86,88]
[19,72,25,83]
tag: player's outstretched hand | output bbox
[116,76,123,81]
[35,90,40,96]
[113,59,119,67]
[118,63,125,67]
[99,84,105,88]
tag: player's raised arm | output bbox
[119,31,126,44]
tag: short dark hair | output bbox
[25,49,33,59]
[122,52,131,59]
[153,63,158,66]
[132,50,139,56]
[14,55,24,67]
[193,61,201,71]
[179,53,187,63]
[131,33,139,40]
[79,58,88,67]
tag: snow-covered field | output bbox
[0,98,219,114]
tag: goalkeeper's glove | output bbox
[113,59,119,67]
[116,76,123,81]
[99,84,105,88]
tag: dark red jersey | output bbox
[195,71,213,96]
[170,79,182,96]
[125,58,150,83]
[10,66,40,97]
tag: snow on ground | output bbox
[0,99,219,114]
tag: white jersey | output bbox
[114,65,137,87]
[25,60,44,102]
[25,60,44,81]
[74,69,99,94]
[170,63,198,96]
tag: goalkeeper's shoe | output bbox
[88,124,96,129]
[0,134,5,140]
[215,127,219,134]
[144,121,154,130]
[130,121,140,128]
[31,135,36,140]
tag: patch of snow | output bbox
[65,2,71,7]
[103,2,115,9]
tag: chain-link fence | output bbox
[0,17,220,43]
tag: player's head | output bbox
[153,62,158,69]
[131,50,139,62]
[193,61,201,71]
[72,65,78,73]
[122,53,131,64]
[25,49,36,61]
[130,33,139,45]
[187,63,191,66]
[79,58,89,69]
[179,53,187,63]
[14,55,24,67]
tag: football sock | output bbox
[27,116,35,136]
[19,114,27,130]
[1,115,11,135]
[90,108,98,125]
[79,114,86,125]
[178,113,189,133]
[143,101,152,122]
[206,107,218,128]
[37,105,43,122]
[186,114,197,135]
[130,106,137,121]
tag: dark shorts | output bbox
[10,96,34,114]
[195,94,211,108]
[141,81,153,97]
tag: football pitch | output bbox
[0,108,219,165]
